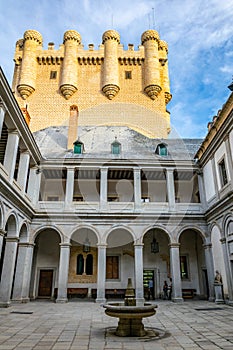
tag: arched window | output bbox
[76,254,84,275]
[86,254,93,275]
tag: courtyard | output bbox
[0,300,232,350]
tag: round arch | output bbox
[32,225,64,244]
[70,224,100,246]
[177,225,207,243]
[18,221,30,243]
[5,212,18,237]
[104,225,135,246]
[0,201,4,230]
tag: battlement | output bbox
[12,29,172,139]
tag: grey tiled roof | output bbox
[33,125,202,160]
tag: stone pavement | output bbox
[0,299,232,350]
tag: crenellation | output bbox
[13,28,172,138]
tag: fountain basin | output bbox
[104,302,157,337]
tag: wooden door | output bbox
[38,270,53,297]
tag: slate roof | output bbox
[33,125,202,161]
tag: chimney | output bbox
[21,107,31,126]
[67,105,79,150]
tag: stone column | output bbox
[17,150,30,193]
[203,243,215,301]
[65,167,75,209]
[27,167,41,205]
[100,167,108,210]
[0,229,6,257]
[0,237,19,307]
[56,243,71,303]
[166,168,175,211]
[12,243,34,302]
[134,168,141,211]
[197,170,207,209]
[221,238,233,303]
[0,103,6,137]
[3,129,19,183]
[134,243,144,305]
[96,244,107,303]
[169,243,183,302]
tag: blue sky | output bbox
[0,0,232,138]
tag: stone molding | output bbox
[24,30,43,45]
[141,30,160,44]
[102,84,120,100]
[63,30,81,44]
[60,84,77,100]
[144,84,162,100]
[102,30,120,44]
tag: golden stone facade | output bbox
[12,29,172,138]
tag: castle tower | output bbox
[102,30,120,99]
[12,29,172,138]
[60,30,81,99]
[17,30,43,100]
[141,30,161,100]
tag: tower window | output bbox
[125,71,132,79]
[50,71,57,79]
[218,158,228,187]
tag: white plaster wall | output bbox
[211,225,228,294]
[42,179,66,200]
[203,160,216,201]
[214,142,230,190]
[176,180,197,203]
[146,180,167,202]
[74,179,100,201]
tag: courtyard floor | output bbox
[0,299,232,349]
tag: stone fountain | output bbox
[103,278,157,337]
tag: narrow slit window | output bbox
[218,158,228,187]
[50,71,57,79]
[125,71,132,79]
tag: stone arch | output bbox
[210,223,228,295]
[18,222,30,243]
[32,224,64,244]
[0,201,4,230]
[104,225,135,245]
[142,226,171,299]
[69,226,99,286]
[30,227,62,300]
[222,213,233,238]
[5,212,18,238]
[178,227,207,299]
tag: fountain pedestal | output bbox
[103,278,157,337]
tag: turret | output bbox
[17,30,42,100]
[102,30,120,99]
[141,30,161,100]
[159,40,172,104]
[60,30,81,100]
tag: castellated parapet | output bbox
[12,29,172,139]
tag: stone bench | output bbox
[182,289,196,299]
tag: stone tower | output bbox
[12,29,172,139]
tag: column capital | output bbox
[166,167,175,173]
[169,242,180,248]
[59,243,71,248]
[18,242,35,248]
[5,237,19,243]
[66,166,75,171]
[7,128,19,135]
[0,229,6,236]
[203,243,212,249]
[134,242,144,247]
[97,243,107,248]
[220,237,226,244]
[100,166,108,172]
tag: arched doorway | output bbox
[143,228,170,299]
[30,228,61,299]
[179,229,206,299]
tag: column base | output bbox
[56,298,68,303]
[208,296,215,302]
[215,299,225,304]
[227,300,233,307]
[95,298,106,304]
[172,297,184,303]
[0,301,11,308]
